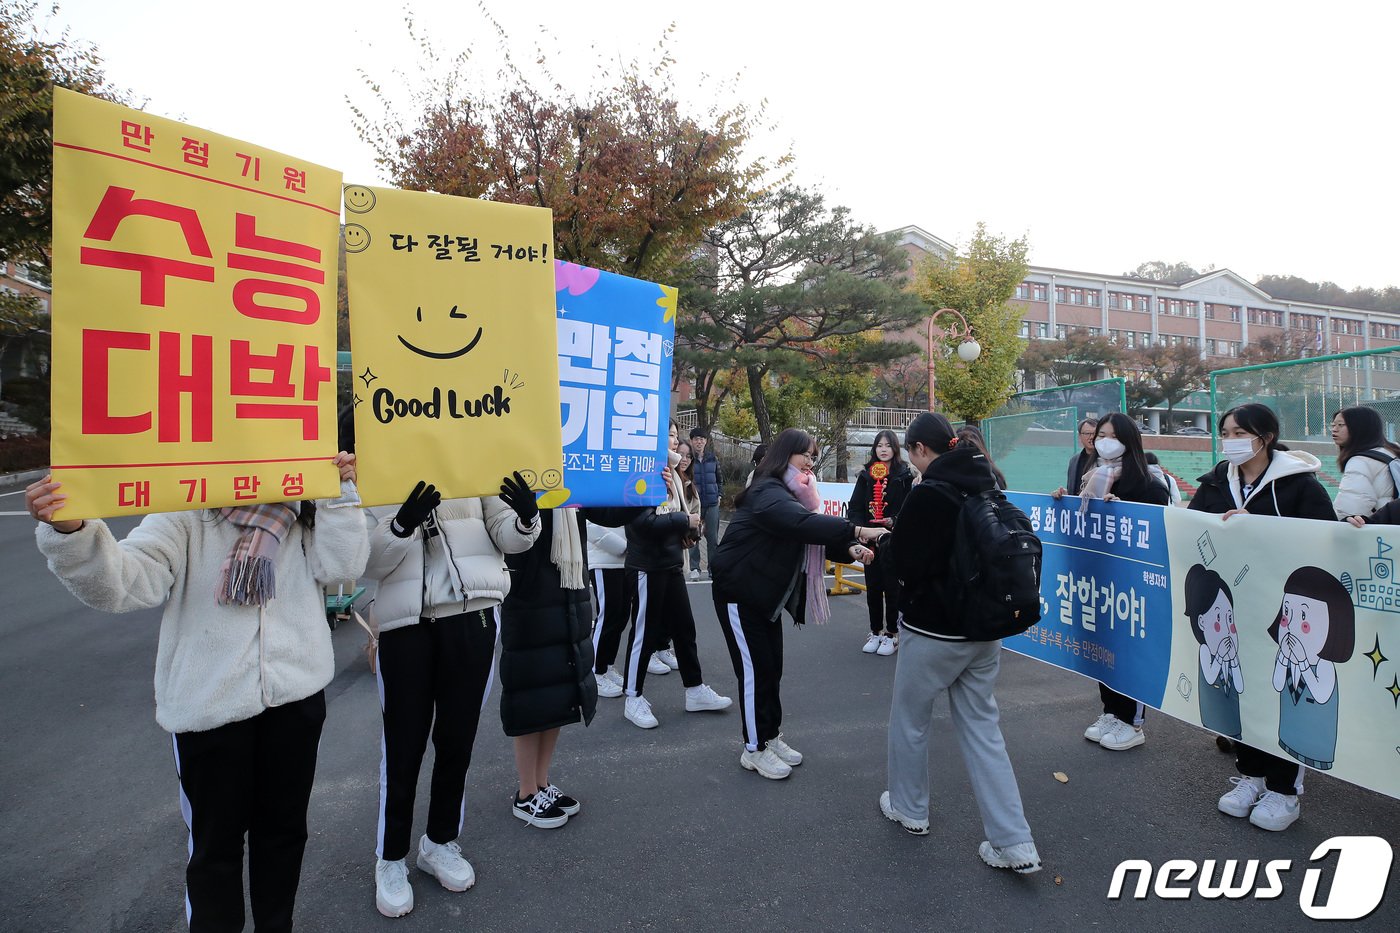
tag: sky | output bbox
[39,0,1400,290]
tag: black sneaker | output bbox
[512,790,568,829]
[540,783,581,816]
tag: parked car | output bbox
[1176,426,1210,436]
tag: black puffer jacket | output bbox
[711,476,856,622]
[849,461,915,586]
[1189,452,1335,520]
[624,507,691,573]
[891,446,998,641]
[499,506,640,736]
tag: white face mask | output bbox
[1222,437,1259,466]
[1094,437,1125,460]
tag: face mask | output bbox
[1222,438,1259,466]
[1094,438,1125,460]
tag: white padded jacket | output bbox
[35,484,370,734]
[1334,449,1397,519]
[365,497,539,633]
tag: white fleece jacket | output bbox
[35,483,370,734]
[1334,449,1396,519]
[365,496,539,633]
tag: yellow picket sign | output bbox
[342,184,562,505]
[49,89,343,519]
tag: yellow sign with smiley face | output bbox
[344,184,563,505]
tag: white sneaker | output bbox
[375,858,414,918]
[656,648,680,670]
[879,791,929,835]
[876,634,897,656]
[624,694,659,729]
[767,735,802,766]
[861,633,881,654]
[979,840,1042,874]
[1098,718,1145,751]
[690,569,700,582]
[416,835,475,892]
[1217,775,1266,818]
[1083,712,1115,742]
[603,667,624,688]
[594,671,623,698]
[1248,790,1300,831]
[739,746,792,780]
[685,683,732,712]
[647,655,671,675]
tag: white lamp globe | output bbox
[957,339,982,363]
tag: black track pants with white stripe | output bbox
[714,598,784,752]
[172,691,325,933]
[622,568,703,695]
[591,567,633,673]
[376,609,498,861]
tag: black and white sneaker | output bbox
[540,783,581,816]
[512,790,568,829]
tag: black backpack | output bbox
[931,483,1043,641]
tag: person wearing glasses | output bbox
[710,429,889,779]
[1064,418,1098,495]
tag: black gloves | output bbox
[391,481,440,538]
[499,471,539,526]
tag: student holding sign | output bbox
[363,474,541,918]
[1190,403,1335,832]
[25,455,368,933]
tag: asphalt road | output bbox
[1,493,1398,932]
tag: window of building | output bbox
[1015,283,1030,299]
[1206,338,1218,355]
[1055,324,1068,340]
[1086,291,1100,307]
[1055,287,1066,303]
[1032,284,1047,301]
[1036,322,1049,338]
[1018,321,1030,338]
[1230,341,1241,357]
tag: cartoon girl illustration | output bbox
[1185,565,1243,739]
[1267,567,1355,770]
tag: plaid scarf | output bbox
[218,503,298,606]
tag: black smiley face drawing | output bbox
[541,469,562,488]
[343,185,376,213]
[397,305,484,360]
[343,224,371,253]
[518,470,538,488]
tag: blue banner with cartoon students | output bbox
[822,481,1400,800]
[1006,494,1174,709]
[545,262,676,508]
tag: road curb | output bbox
[0,468,45,493]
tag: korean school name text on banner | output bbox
[50,89,343,519]
[550,262,675,508]
[1006,493,1173,709]
[343,185,562,506]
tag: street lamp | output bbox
[926,307,981,412]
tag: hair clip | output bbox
[947,437,958,449]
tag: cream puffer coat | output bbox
[1333,448,1397,519]
[365,496,539,633]
[36,484,369,734]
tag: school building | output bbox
[894,226,1400,432]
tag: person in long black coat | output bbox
[499,503,638,828]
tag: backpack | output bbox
[1352,448,1400,499]
[931,483,1043,641]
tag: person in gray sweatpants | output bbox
[881,412,1041,874]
